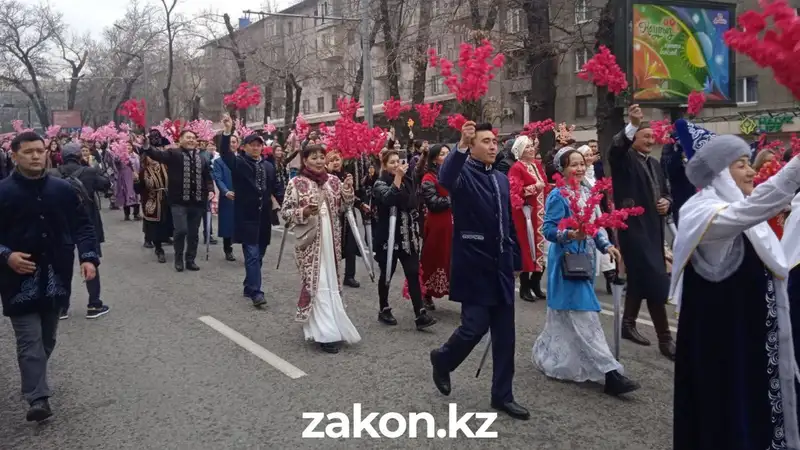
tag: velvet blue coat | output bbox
[0,171,100,316]
[439,147,521,306]
[211,157,234,238]
[543,188,612,311]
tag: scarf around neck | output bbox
[301,166,329,186]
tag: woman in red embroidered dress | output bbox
[418,144,452,310]
[753,149,788,237]
[508,135,547,301]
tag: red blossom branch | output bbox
[117,98,147,130]
[687,91,706,117]
[447,113,468,131]
[577,45,628,95]
[553,174,644,236]
[651,119,675,145]
[383,97,411,121]
[521,119,556,138]
[414,103,443,129]
[223,82,262,110]
[428,39,505,102]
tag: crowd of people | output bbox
[4,103,800,449]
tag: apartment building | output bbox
[199,0,800,141]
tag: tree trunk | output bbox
[263,83,273,123]
[379,0,400,99]
[292,74,303,123]
[283,76,294,129]
[191,96,201,120]
[595,1,625,177]
[352,19,382,102]
[411,0,433,105]
[523,0,557,160]
[223,14,248,84]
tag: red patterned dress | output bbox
[508,160,546,272]
[419,172,452,298]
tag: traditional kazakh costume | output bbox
[669,120,800,450]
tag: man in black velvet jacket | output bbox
[0,131,99,422]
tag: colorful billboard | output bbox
[631,2,734,104]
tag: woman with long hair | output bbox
[47,140,63,169]
[281,145,361,354]
[140,154,173,263]
[326,150,363,288]
[418,144,452,310]
[508,135,547,301]
[532,147,639,396]
[372,149,437,329]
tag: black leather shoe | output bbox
[378,308,397,325]
[423,297,436,311]
[252,293,267,307]
[659,339,676,361]
[320,342,340,354]
[174,259,184,272]
[490,401,530,420]
[343,278,360,288]
[185,261,200,271]
[520,288,535,302]
[225,252,236,262]
[156,252,167,264]
[604,370,641,396]
[26,398,52,422]
[429,350,451,396]
[415,311,437,330]
[622,324,651,346]
[143,241,154,249]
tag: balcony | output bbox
[321,70,346,89]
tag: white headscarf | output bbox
[510,135,531,161]
[576,145,595,186]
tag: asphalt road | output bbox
[0,207,676,449]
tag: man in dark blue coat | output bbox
[429,122,529,420]
[219,115,285,307]
[0,131,99,422]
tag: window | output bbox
[317,97,325,112]
[287,21,294,35]
[507,9,522,34]
[431,76,443,94]
[348,30,355,45]
[575,48,590,72]
[506,56,524,79]
[347,60,357,74]
[302,99,310,114]
[331,94,338,110]
[575,95,592,118]
[575,0,589,23]
[737,76,759,104]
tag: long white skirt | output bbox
[532,308,622,383]
[303,207,361,345]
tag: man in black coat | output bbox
[429,122,529,420]
[0,131,99,422]
[141,130,214,272]
[608,104,675,360]
[219,115,285,307]
[50,143,111,319]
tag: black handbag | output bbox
[561,241,593,280]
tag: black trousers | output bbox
[171,205,204,262]
[345,253,356,279]
[377,250,424,317]
[223,237,233,254]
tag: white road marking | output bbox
[198,316,307,379]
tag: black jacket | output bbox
[219,134,284,245]
[420,171,450,213]
[52,158,110,244]
[141,145,214,209]
[371,171,420,255]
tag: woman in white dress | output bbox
[281,144,362,354]
[532,147,640,396]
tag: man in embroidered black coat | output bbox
[429,122,529,421]
[608,105,675,360]
[0,132,99,422]
[220,116,284,306]
[141,130,214,272]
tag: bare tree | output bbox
[56,30,92,110]
[410,1,433,104]
[159,0,180,118]
[0,0,62,128]
[594,0,624,175]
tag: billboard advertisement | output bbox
[630,2,735,105]
[51,110,82,128]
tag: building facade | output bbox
[199,0,800,143]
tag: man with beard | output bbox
[141,129,214,272]
[429,122,528,420]
[219,115,285,307]
[608,104,675,360]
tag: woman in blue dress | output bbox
[532,147,640,397]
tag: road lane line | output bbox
[198,316,307,379]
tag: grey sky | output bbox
[40,0,293,38]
